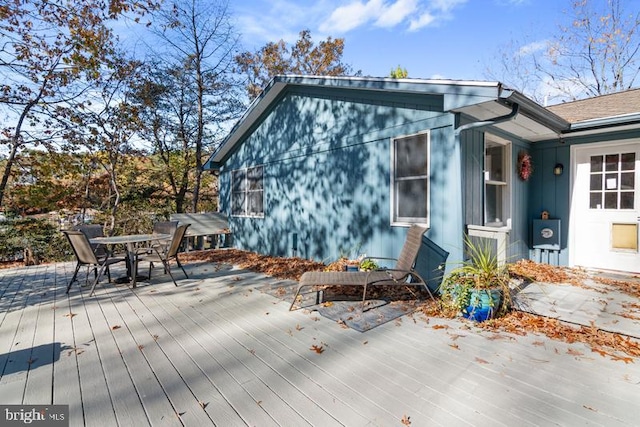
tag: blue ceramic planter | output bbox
[463,289,502,322]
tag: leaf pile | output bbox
[480,311,640,362]
[181,249,325,281]
[508,259,586,285]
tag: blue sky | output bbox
[231,0,568,81]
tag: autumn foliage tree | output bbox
[235,29,358,100]
[0,0,157,208]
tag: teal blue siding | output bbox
[529,142,570,264]
[530,128,640,266]
[460,129,534,263]
[461,129,484,227]
[219,88,463,264]
[510,139,534,260]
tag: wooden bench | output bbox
[169,212,231,250]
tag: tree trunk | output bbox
[0,142,19,209]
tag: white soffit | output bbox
[457,101,560,142]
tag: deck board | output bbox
[1,260,640,426]
[110,284,249,426]
[52,263,88,426]
[23,265,56,405]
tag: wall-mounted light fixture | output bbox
[553,163,564,176]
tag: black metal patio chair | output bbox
[63,229,127,296]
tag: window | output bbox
[391,131,430,226]
[231,165,264,217]
[484,136,511,227]
[589,152,635,210]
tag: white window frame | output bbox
[390,131,430,227]
[231,165,264,218]
[483,134,511,228]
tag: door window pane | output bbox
[621,153,635,171]
[589,152,636,210]
[620,192,635,209]
[621,172,635,190]
[590,155,603,172]
[605,154,619,171]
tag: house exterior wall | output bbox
[218,86,464,265]
[460,128,534,263]
[529,140,571,265]
[530,128,640,267]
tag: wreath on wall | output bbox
[518,151,533,181]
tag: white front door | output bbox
[571,141,640,273]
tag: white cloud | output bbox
[319,0,384,33]
[429,0,468,13]
[517,40,548,57]
[238,0,468,44]
[408,12,435,31]
[320,0,467,34]
[375,0,418,28]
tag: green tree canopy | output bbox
[235,29,359,100]
[389,65,409,79]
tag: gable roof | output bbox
[206,75,570,169]
[548,88,640,123]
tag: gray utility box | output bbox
[532,219,561,250]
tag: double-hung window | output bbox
[391,131,430,226]
[484,135,511,227]
[231,165,264,217]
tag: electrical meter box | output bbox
[532,219,561,250]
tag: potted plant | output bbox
[359,258,379,272]
[439,236,511,321]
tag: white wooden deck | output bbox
[1,260,639,426]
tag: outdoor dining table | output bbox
[90,233,171,288]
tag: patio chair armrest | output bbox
[374,268,424,283]
[362,256,398,262]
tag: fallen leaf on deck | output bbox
[310,345,324,354]
[432,324,449,330]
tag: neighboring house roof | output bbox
[548,88,640,123]
[206,75,569,170]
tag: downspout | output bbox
[454,102,520,135]
[454,101,519,267]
